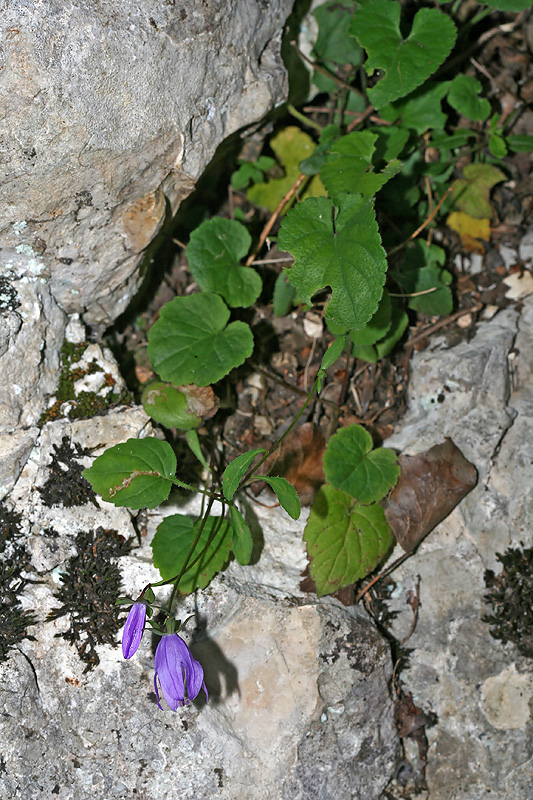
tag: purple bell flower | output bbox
[154,633,208,710]
[122,601,147,659]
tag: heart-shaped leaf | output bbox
[323,425,400,503]
[229,505,254,565]
[278,194,387,330]
[82,437,176,509]
[304,484,394,596]
[151,513,232,593]
[186,217,261,308]
[351,0,456,109]
[222,448,267,501]
[148,292,254,387]
[257,476,301,520]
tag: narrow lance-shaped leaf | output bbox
[255,476,301,520]
[82,437,177,509]
[222,449,267,501]
[229,506,254,566]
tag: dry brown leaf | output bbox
[264,422,325,506]
[179,384,219,419]
[384,438,477,553]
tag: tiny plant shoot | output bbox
[81,0,532,709]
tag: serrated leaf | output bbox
[257,476,301,520]
[448,75,490,122]
[186,217,261,308]
[278,194,387,330]
[323,425,400,503]
[151,514,231,593]
[304,484,393,596]
[141,381,201,430]
[350,289,391,346]
[351,0,456,109]
[82,437,176,510]
[320,337,346,372]
[229,506,254,565]
[247,127,326,213]
[148,292,254,387]
[380,81,450,135]
[222,448,267,501]
[451,163,506,219]
[320,131,400,198]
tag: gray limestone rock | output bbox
[0,0,293,330]
[384,299,533,800]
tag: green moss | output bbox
[40,340,131,425]
[483,546,533,658]
[47,528,132,671]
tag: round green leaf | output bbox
[229,506,254,565]
[448,75,490,122]
[186,217,261,308]
[151,513,232,593]
[304,484,394,596]
[148,293,254,387]
[351,0,456,109]
[323,425,400,503]
[278,194,387,331]
[82,437,176,509]
[141,381,201,430]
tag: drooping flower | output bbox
[154,633,208,710]
[122,602,147,659]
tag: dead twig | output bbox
[245,173,308,266]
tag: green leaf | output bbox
[350,289,391,346]
[151,514,232,593]
[247,127,325,213]
[320,131,400,198]
[273,272,296,317]
[323,425,400,503]
[320,336,346,372]
[141,381,201,430]
[257,476,301,520]
[185,429,208,471]
[380,82,450,134]
[431,129,478,151]
[82,437,176,510]
[222,448,267,501]
[278,194,387,330]
[396,242,453,316]
[352,303,409,363]
[304,484,394,596]
[351,0,456,109]
[506,134,533,153]
[483,0,532,9]
[148,292,254,387]
[372,126,410,164]
[448,75,490,122]
[451,164,506,219]
[186,217,261,308]
[313,0,362,66]
[489,131,508,159]
[229,506,254,565]
[231,156,276,190]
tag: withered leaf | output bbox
[263,422,325,506]
[384,438,477,553]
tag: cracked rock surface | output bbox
[385,297,533,800]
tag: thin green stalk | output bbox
[287,104,324,133]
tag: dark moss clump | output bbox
[0,504,36,662]
[38,436,97,508]
[48,528,132,671]
[483,546,533,658]
[40,341,131,425]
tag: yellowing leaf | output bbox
[451,164,505,219]
[447,211,491,253]
[247,127,325,213]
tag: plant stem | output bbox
[245,173,308,266]
[287,104,324,133]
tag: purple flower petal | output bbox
[122,602,147,659]
[154,633,208,711]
